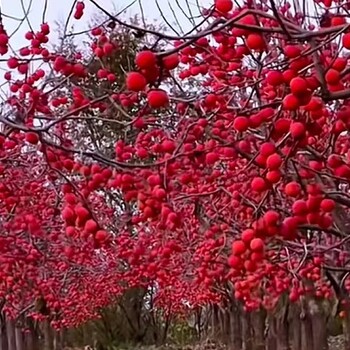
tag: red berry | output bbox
[84,219,98,233]
[7,57,18,69]
[62,207,75,222]
[250,238,264,251]
[161,140,176,153]
[162,53,179,70]
[290,122,305,139]
[285,182,301,197]
[292,200,308,215]
[147,89,169,108]
[320,198,335,212]
[264,210,279,226]
[233,116,250,132]
[246,34,265,50]
[251,177,267,192]
[215,0,233,13]
[290,77,308,95]
[266,71,284,86]
[75,206,90,221]
[283,94,299,110]
[266,153,282,170]
[228,255,241,268]
[325,68,340,85]
[0,33,8,46]
[260,142,276,157]
[206,152,219,165]
[25,132,39,144]
[135,50,157,69]
[343,33,350,49]
[232,240,246,255]
[241,229,255,243]
[126,72,147,91]
[284,45,302,58]
[95,230,108,241]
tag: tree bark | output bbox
[252,309,265,350]
[300,300,313,350]
[6,319,16,350]
[15,325,24,350]
[0,314,8,350]
[243,311,253,350]
[289,303,301,350]
[266,315,277,350]
[309,299,328,350]
[43,320,53,350]
[231,301,242,350]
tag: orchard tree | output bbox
[2,0,350,349]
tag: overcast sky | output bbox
[2,0,212,48]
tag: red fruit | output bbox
[284,45,302,58]
[250,238,264,251]
[343,33,350,50]
[266,170,281,183]
[0,33,9,46]
[241,229,255,243]
[266,71,284,86]
[25,132,39,144]
[75,206,90,221]
[215,0,233,12]
[126,72,147,91]
[246,34,265,50]
[233,116,250,132]
[41,23,50,35]
[264,210,279,226]
[285,182,301,197]
[327,154,342,168]
[147,89,169,108]
[244,260,257,272]
[283,94,299,110]
[290,122,305,138]
[228,255,241,268]
[232,240,246,255]
[84,219,98,233]
[206,152,219,165]
[260,142,276,157]
[7,57,18,69]
[292,200,308,215]
[135,50,157,69]
[95,230,108,241]
[162,53,179,70]
[62,207,75,222]
[320,198,335,212]
[290,77,308,95]
[266,153,282,170]
[161,140,176,153]
[251,177,267,192]
[325,68,340,85]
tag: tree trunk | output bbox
[6,319,16,350]
[0,314,8,350]
[266,315,277,350]
[289,303,301,350]
[300,301,313,350]
[276,314,290,350]
[252,309,265,350]
[309,299,328,350]
[15,325,24,350]
[243,311,253,350]
[43,320,52,350]
[231,301,242,350]
[343,311,350,350]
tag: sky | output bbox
[0,0,210,93]
[2,0,212,49]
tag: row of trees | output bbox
[2,0,350,349]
